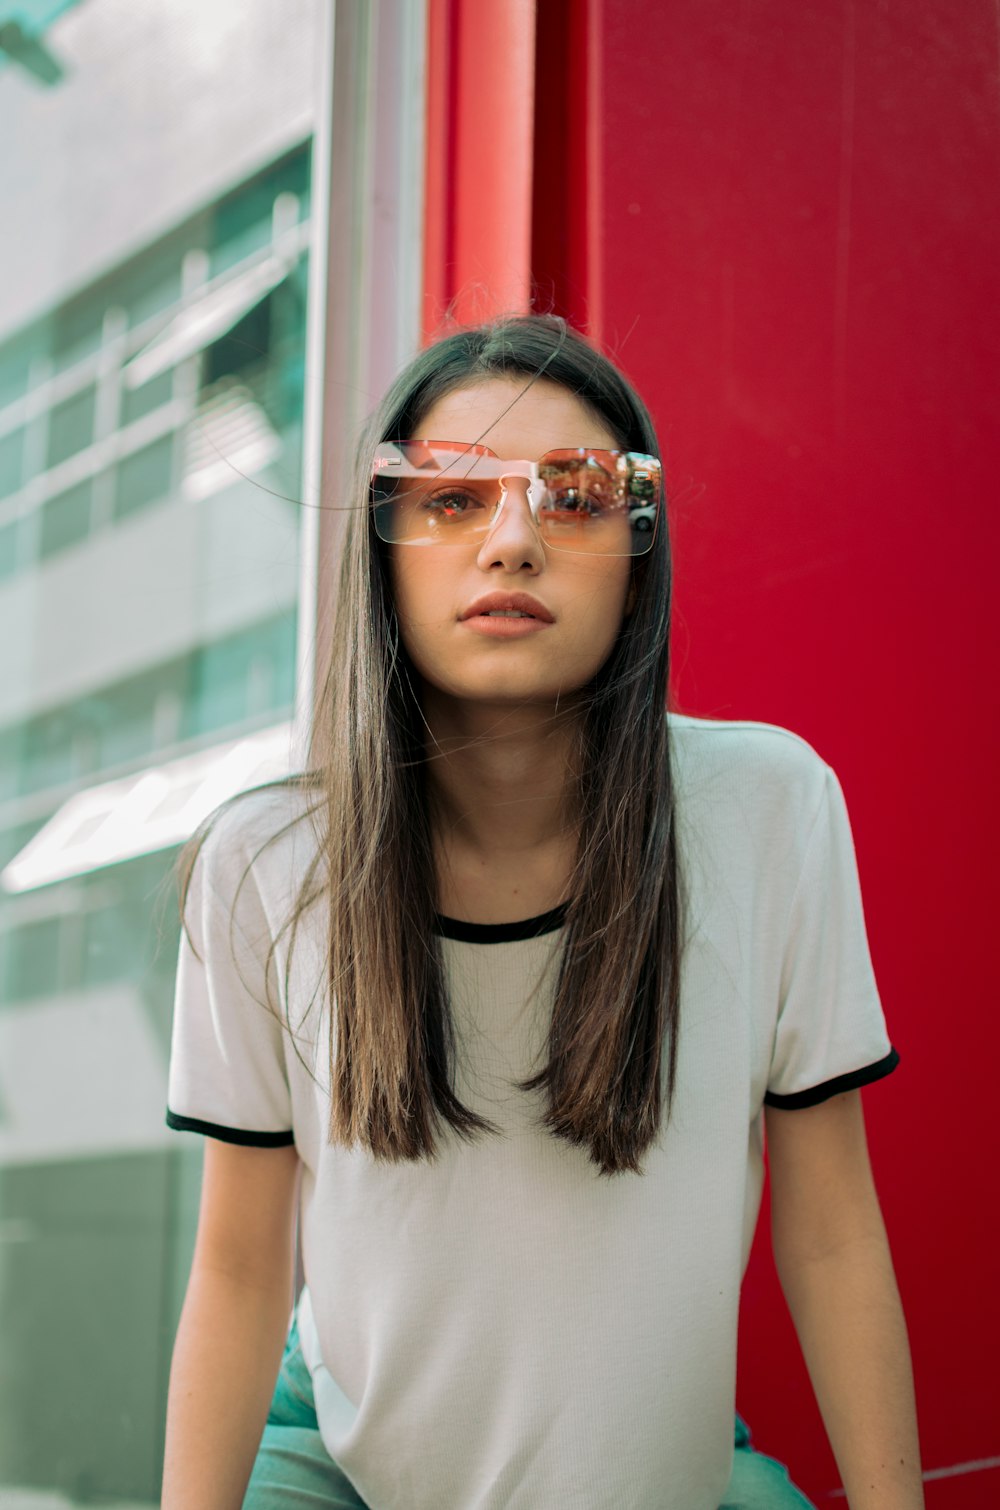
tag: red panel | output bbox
[585,0,999,1502]
[422,0,536,339]
[531,0,601,334]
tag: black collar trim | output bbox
[433,902,569,943]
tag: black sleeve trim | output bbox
[165,1109,295,1147]
[763,1047,900,1109]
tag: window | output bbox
[113,433,174,521]
[116,242,185,333]
[0,515,19,582]
[182,614,297,739]
[22,711,77,795]
[51,293,105,374]
[0,427,24,498]
[120,371,173,428]
[0,331,35,410]
[46,386,96,468]
[39,478,93,560]
[209,146,311,279]
[81,898,144,988]
[4,915,63,1000]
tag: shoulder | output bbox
[667,711,830,832]
[185,778,323,929]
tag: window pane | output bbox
[0,515,19,582]
[82,901,144,989]
[0,332,36,410]
[120,370,173,427]
[209,182,274,279]
[113,433,174,520]
[188,632,251,733]
[97,672,157,768]
[46,386,96,468]
[51,294,105,373]
[39,478,93,560]
[22,710,76,794]
[4,915,63,1001]
[209,146,311,278]
[0,427,24,497]
[118,244,184,331]
[0,730,24,809]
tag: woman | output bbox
[160,315,924,1508]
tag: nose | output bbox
[474,476,546,572]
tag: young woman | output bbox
[160,315,924,1509]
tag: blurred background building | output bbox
[1,0,996,1505]
[0,1,401,1502]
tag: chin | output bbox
[427,668,597,708]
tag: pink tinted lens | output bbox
[372,443,659,554]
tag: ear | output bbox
[624,583,637,618]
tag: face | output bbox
[385,377,634,712]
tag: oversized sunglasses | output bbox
[370,440,662,556]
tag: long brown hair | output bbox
[175,313,690,1178]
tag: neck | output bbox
[420,690,584,861]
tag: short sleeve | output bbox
[764,762,900,1109]
[165,811,295,1146]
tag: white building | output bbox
[0,3,324,1501]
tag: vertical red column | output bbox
[530,0,603,339]
[422,0,537,340]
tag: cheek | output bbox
[575,559,633,630]
[386,550,446,648]
[387,548,419,619]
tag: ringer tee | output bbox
[165,713,900,1510]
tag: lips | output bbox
[460,592,554,622]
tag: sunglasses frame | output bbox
[370,440,662,557]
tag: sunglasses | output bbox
[370,440,662,556]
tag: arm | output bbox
[161,1139,301,1510]
[765,1089,924,1510]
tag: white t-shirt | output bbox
[166,713,899,1510]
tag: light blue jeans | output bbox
[243,1314,817,1509]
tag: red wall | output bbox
[425,2,999,1501]
[582,4,998,1502]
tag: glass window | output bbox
[0,426,24,498]
[0,330,37,411]
[4,915,63,1001]
[209,179,274,279]
[120,370,173,427]
[113,432,174,520]
[209,145,311,278]
[21,710,77,795]
[118,242,185,332]
[81,899,144,989]
[96,670,159,769]
[51,293,105,373]
[187,632,252,734]
[182,615,294,738]
[202,295,272,386]
[0,728,24,808]
[46,386,96,468]
[38,478,94,561]
[0,514,18,582]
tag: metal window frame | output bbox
[293,0,427,770]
